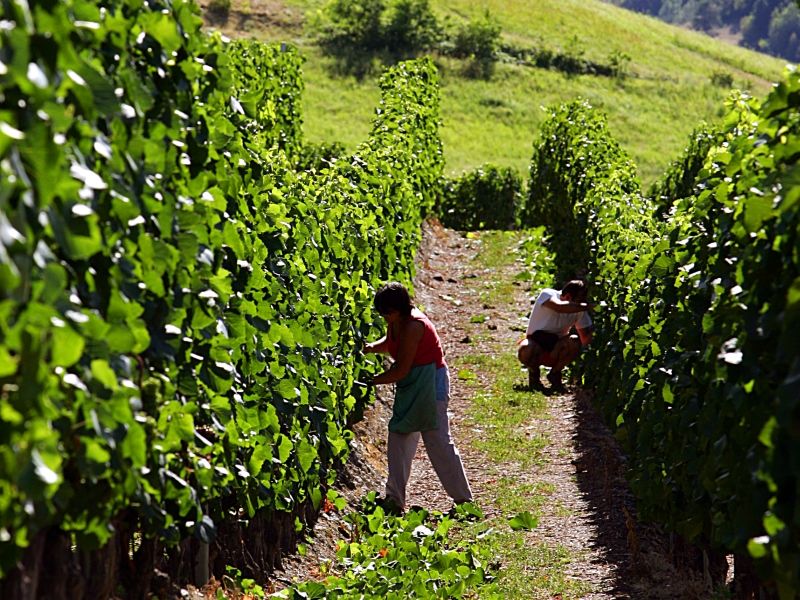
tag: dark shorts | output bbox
[531,330,559,353]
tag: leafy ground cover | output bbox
[201,0,786,186]
[274,496,496,599]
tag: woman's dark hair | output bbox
[374,282,413,316]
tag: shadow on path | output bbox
[570,388,638,598]
[568,388,712,599]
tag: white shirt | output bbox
[525,288,592,337]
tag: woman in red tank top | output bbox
[383,308,446,369]
[364,282,473,514]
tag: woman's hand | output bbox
[363,335,388,355]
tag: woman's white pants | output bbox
[384,366,473,507]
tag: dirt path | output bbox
[407,222,629,597]
[272,220,709,598]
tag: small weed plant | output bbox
[208,0,231,14]
[273,493,498,599]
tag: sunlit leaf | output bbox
[508,511,538,531]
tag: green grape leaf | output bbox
[508,511,538,531]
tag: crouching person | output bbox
[517,279,594,391]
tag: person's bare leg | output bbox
[547,335,581,389]
[518,338,544,389]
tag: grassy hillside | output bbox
[204,0,787,186]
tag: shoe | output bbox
[375,495,404,516]
[546,369,566,392]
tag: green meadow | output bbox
[210,0,787,186]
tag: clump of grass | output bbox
[456,521,593,599]
[456,352,547,468]
[208,0,231,15]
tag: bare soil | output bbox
[200,0,305,40]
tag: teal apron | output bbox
[388,362,438,434]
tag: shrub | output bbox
[315,0,502,78]
[450,11,501,61]
[499,41,618,78]
[710,70,734,88]
[315,0,440,55]
[608,50,631,80]
[526,70,800,596]
[316,0,386,51]
[383,0,442,55]
[437,165,523,230]
[0,0,443,586]
[648,122,722,214]
[521,99,639,280]
[448,11,501,78]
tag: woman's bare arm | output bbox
[372,321,423,385]
[364,335,389,354]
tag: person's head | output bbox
[561,279,588,302]
[374,282,413,319]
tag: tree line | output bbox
[606,0,800,63]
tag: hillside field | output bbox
[203,0,788,186]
